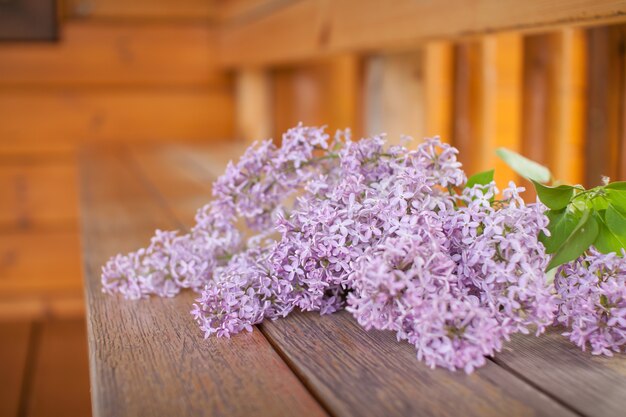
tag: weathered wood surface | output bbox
[80,147,327,417]
[218,0,626,66]
[81,144,626,417]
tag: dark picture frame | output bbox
[0,0,57,41]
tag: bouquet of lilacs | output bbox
[102,125,626,373]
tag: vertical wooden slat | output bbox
[586,25,625,186]
[327,55,362,138]
[235,69,273,142]
[522,29,587,189]
[363,51,424,145]
[424,41,454,141]
[25,319,92,417]
[548,29,587,185]
[272,55,361,139]
[481,33,523,187]
[0,321,31,417]
[522,34,551,169]
[452,42,482,173]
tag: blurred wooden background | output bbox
[1,1,626,416]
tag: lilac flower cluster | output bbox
[102,124,625,373]
[555,249,626,355]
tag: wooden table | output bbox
[80,143,626,417]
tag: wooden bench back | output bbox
[221,0,626,188]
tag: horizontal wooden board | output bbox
[0,295,84,321]
[219,0,626,66]
[80,148,329,417]
[0,161,78,230]
[218,0,294,22]
[0,89,235,155]
[62,0,217,20]
[496,329,626,417]
[0,22,227,87]
[260,311,575,417]
[136,143,585,417]
[0,230,83,298]
[25,319,92,417]
[0,321,31,417]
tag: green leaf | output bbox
[496,148,551,183]
[607,189,626,210]
[605,204,626,237]
[605,181,626,191]
[541,209,580,254]
[532,181,575,210]
[594,212,626,254]
[466,169,495,189]
[547,210,599,271]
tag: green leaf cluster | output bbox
[496,148,626,271]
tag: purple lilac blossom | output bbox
[555,248,626,355]
[102,124,623,373]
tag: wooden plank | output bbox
[62,0,217,20]
[547,28,587,185]
[585,25,625,186]
[219,0,626,67]
[128,145,217,226]
[235,69,273,143]
[452,41,482,174]
[79,148,328,417]
[218,0,296,22]
[0,89,234,156]
[273,55,361,139]
[0,296,85,321]
[25,319,92,417]
[259,311,576,417]
[0,230,83,298]
[480,33,523,187]
[0,321,31,417]
[495,329,626,417]
[151,144,578,417]
[363,51,424,144]
[0,161,78,230]
[424,41,454,141]
[0,22,227,88]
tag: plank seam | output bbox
[489,357,586,417]
[16,321,41,417]
[123,147,333,415]
[258,323,338,417]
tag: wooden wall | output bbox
[0,2,234,319]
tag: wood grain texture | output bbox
[25,319,92,417]
[452,42,482,174]
[495,329,626,417]
[260,311,576,417]
[0,321,31,417]
[585,25,625,186]
[137,144,581,417]
[0,296,84,321]
[80,148,328,417]
[128,145,217,226]
[0,22,227,88]
[0,161,78,230]
[0,230,83,298]
[0,89,234,155]
[62,0,217,20]
[219,0,626,66]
